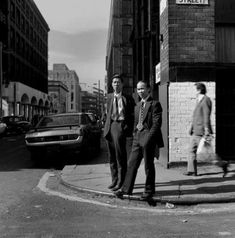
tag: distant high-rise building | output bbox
[49,64,81,112]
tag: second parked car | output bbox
[2,115,31,135]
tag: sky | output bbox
[34,0,111,90]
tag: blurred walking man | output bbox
[184,82,229,177]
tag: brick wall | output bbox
[168,82,215,162]
[168,0,215,63]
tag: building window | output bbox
[16,8,20,26]
[71,104,74,110]
[10,2,15,20]
[123,55,132,74]
[71,92,74,101]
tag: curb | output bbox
[60,176,235,205]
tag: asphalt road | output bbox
[0,135,235,237]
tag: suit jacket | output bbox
[134,96,164,148]
[190,95,213,136]
[103,93,135,140]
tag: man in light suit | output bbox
[184,82,228,176]
[103,74,135,191]
[115,80,164,200]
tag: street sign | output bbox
[176,0,209,5]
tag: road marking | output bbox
[37,172,235,215]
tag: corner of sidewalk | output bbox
[60,161,235,205]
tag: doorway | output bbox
[216,69,235,161]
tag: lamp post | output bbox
[98,80,100,117]
[93,80,100,117]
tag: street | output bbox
[0,135,235,237]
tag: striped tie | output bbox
[137,101,144,131]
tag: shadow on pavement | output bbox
[133,170,235,197]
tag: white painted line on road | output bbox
[37,172,235,215]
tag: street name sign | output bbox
[176,0,208,5]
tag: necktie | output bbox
[112,96,119,121]
[137,101,144,131]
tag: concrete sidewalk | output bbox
[60,160,235,205]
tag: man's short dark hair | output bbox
[112,73,123,83]
[138,80,150,88]
[195,82,207,94]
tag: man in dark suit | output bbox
[184,82,228,176]
[103,74,135,191]
[115,80,164,200]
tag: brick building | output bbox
[0,0,50,118]
[107,0,235,166]
[157,0,235,166]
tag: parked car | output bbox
[25,112,102,161]
[0,120,7,137]
[2,115,32,135]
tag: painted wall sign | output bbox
[176,0,208,5]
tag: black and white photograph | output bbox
[0,0,235,237]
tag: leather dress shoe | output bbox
[114,189,131,199]
[114,190,124,199]
[183,171,197,176]
[111,185,121,191]
[222,162,229,178]
[108,182,117,189]
[140,192,154,201]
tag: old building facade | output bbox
[48,80,68,114]
[48,64,81,113]
[0,0,50,119]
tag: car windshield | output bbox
[37,115,81,127]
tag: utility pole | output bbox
[98,79,100,118]
[0,42,3,118]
